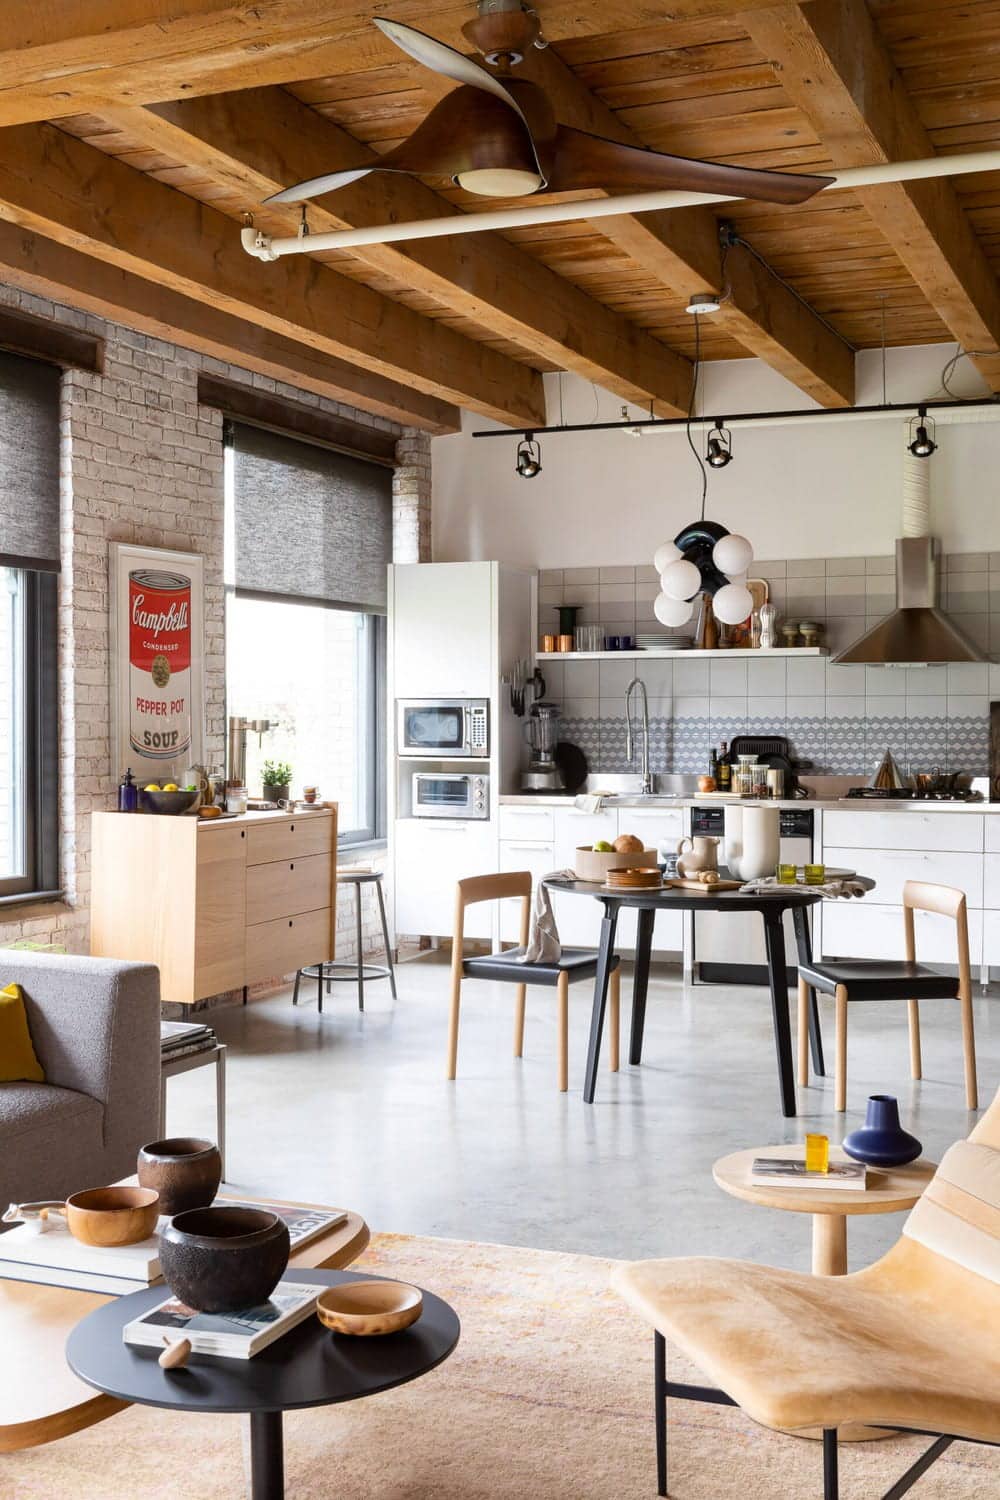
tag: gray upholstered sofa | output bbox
[0,951,161,1206]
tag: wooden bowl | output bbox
[316,1280,423,1337]
[573,845,656,883]
[604,866,663,890]
[62,1186,160,1247]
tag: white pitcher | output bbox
[724,805,780,881]
[676,834,719,878]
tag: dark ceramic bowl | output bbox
[159,1206,290,1314]
[142,788,200,815]
[137,1137,222,1217]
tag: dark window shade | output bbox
[230,421,393,612]
[0,351,61,572]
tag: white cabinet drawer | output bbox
[616,808,685,849]
[822,810,983,853]
[499,804,555,840]
[822,900,982,965]
[986,854,1000,910]
[393,818,497,940]
[824,846,983,908]
[986,818,1000,854]
[498,840,555,942]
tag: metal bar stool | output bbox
[292,869,396,1013]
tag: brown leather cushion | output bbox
[798,958,959,1000]
[462,948,620,988]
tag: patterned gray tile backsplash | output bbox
[545,552,1000,778]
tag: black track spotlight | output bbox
[515,433,542,478]
[908,404,937,458]
[705,419,733,469]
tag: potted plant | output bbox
[261,759,292,804]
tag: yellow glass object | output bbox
[805,1133,830,1174]
[775,862,797,885]
[804,863,826,886]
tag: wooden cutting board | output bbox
[667,876,742,891]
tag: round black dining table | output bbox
[543,879,824,1114]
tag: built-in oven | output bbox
[692,806,814,984]
[412,771,489,819]
[397,699,489,758]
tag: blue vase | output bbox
[842,1094,922,1168]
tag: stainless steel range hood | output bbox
[833,436,987,665]
[833,537,987,665]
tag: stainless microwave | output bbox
[412,772,489,819]
[397,699,489,758]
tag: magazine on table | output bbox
[750,1157,867,1191]
[236,1203,348,1249]
[123,1282,320,1359]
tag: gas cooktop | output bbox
[844,787,983,802]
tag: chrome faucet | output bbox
[624,676,652,794]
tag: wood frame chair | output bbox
[797,879,977,1112]
[447,871,620,1092]
[614,1088,1000,1500]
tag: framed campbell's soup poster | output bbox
[110,542,205,783]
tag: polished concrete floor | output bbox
[168,954,999,1273]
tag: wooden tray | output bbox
[667,876,742,891]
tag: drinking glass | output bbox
[775,862,797,885]
[804,864,826,886]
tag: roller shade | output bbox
[230,421,393,612]
[0,350,61,572]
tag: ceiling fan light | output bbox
[455,167,544,196]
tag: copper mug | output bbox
[557,634,574,652]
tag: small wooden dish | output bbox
[316,1280,423,1337]
[604,866,663,890]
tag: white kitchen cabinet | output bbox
[498,839,555,942]
[822,810,984,854]
[983,911,1000,963]
[499,804,555,841]
[822,900,983,966]
[985,853,1000,909]
[986,817,1000,854]
[391,561,495,698]
[615,808,684,953]
[393,818,497,940]
[549,806,615,947]
[823,845,983,908]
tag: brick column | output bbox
[392,430,432,563]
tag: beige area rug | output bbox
[5,1233,997,1499]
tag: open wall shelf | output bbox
[535,647,829,661]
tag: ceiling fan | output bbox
[264,3,833,209]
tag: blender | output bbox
[521,701,565,793]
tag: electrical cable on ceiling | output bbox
[936,345,997,400]
[721,225,855,352]
[684,311,708,521]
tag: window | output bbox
[0,349,61,902]
[0,567,58,899]
[224,420,391,846]
[227,595,384,843]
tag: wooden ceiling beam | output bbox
[517,44,855,407]
[0,1,791,127]
[0,222,458,431]
[104,91,694,415]
[742,0,1000,389]
[0,123,544,425]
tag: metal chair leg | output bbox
[375,876,397,999]
[317,963,324,1014]
[823,1429,838,1500]
[655,1333,667,1498]
[292,969,301,1007]
[355,882,365,1012]
[216,1047,227,1182]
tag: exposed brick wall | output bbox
[0,283,431,966]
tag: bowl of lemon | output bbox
[141,782,201,815]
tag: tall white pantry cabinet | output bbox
[388,561,534,943]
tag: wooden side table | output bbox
[713,1144,936,1276]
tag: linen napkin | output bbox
[518,871,575,963]
[738,874,876,899]
[573,793,605,813]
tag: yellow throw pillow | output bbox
[0,982,44,1083]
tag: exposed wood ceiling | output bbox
[3,1,1000,431]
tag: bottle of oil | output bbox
[717,741,731,791]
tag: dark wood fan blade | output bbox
[549,127,832,204]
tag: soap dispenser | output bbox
[117,768,139,813]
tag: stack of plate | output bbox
[636,633,692,651]
[604,866,663,890]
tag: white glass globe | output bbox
[653,592,694,627]
[712,533,754,578]
[653,540,682,575]
[660,557,702,601]
[712,582,754,625]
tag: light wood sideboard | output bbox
[90,809,337,1005]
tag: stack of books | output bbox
[160,1020,218,1061]
[123,1282,320,1359]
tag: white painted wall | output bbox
[432,346,1000,565]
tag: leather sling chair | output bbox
[614,1088,1000,1499]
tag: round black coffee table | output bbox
[66,1269,460,1499]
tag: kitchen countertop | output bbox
[498,793,999,812]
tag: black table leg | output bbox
[629,906,657,1067]
[761,905,797,1118]
[792,903,825,1077]
[249,1410,284,1500]
[583,904,619,1104]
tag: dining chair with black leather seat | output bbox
[447,871,620,1092]
[797,879,977,1112]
